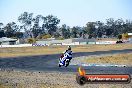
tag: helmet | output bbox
[68,46,71,50]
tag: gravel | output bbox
[0,69,132,88]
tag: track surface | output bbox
[0,49,132,74]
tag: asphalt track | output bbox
[0,49,132,74]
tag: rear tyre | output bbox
[58,64,61,67]
[65,60,69,67]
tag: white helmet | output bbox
[68,46,71,50]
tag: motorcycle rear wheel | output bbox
[58,63,61,67]
[65,60,69,67]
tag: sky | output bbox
[0,0,132,27]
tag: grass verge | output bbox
[82,53,132,66]
[0,44,132,57]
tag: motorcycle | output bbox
[58,54,71,67]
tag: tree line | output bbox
[0,12,132,39]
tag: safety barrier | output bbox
[32,43,47,46]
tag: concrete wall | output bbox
[0,44,32,47]
[62,42,80,45]
[96,41,116,44]
[36,39,72,45]
[36,41,51,45]
[36,38,95,45]
[36,38,117,45]
[71,38,96,42]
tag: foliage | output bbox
[43,15,60,36]
[4,22,19,38]
[27,38,36,44]
[42,34,52,39]
[18,12,33,38]
[118,34,122,40]
[0,12,132,40]
[85,22,96,38]
[54,32,61,38]
[0,30,5,38]
[71,26,80,38]
[0,23,3,30]
[56,37,64,40]
[32,15,44,38]
[14,32,23,39]
[60,24,71,39]
[122,33,129,39]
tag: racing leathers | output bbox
[60,50,72,65]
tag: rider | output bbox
[60,46,72,65]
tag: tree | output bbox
[0,23,3,30]
[15,32,23,38]
[95,21,104,38]
[0,23,5,38]
[4,22,19,38]
[18,12,33,38]
[106,18,114,37]
[54,32,61,38]
[76,26,83,38]
[115,19,124,34]
[0,30,5,38]
[85,22,96,38]
[43,15,60,36]
[124,20,132,33]
[105,18,123,37]
[71,26,80,38]
[60,24,71,39]
[0,11,131,39]
[77,27,87,39]
[32,15,44,38]
[118,34,122,41]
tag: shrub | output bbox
[27,38,36,44]
[118,34,122,40]
[56,37,64,40]
[42,34,52,39]
[122,33,129,40]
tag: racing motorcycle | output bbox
[58,53,71,67]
